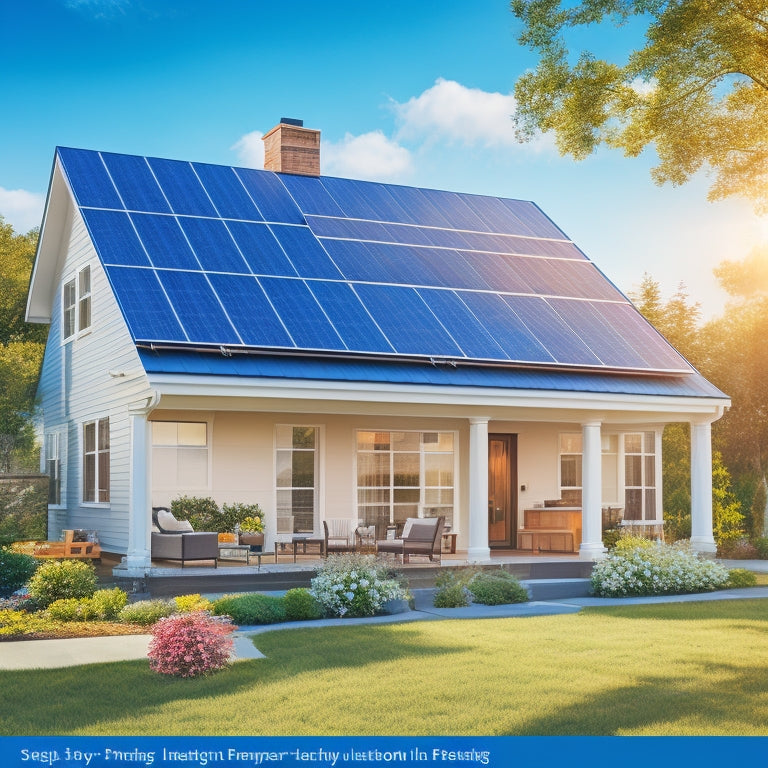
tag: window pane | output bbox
[358,487,390,505]
[644,491,657,521]
[83,454,95,502]
[98,450,110,502]
[644,432,656,454]
[624,433,642,453]
[291,451,315,487]
[357,453,390,486]
[177,422,207,446]
[275,424,293,448]
[624,488,642,520]
[79,295,91,330]
[79,265,91,295]
[625,455,642,486]
[424,488,453,505]
[424,453,453,486]
[560,455,581,487]
[152,422,178,445]
[98,419,110,450]
[84,422,95,453]
[644,455,655,486]
[393,452,419,486]
[560,433,582,452]
[275,451,293,487]
[391,431,419,451]
[177,447,208,487]
[393,488,420,504]
[292,426,315,449]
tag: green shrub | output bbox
[0,608,59,637]
[119,598,176,626]
[26,560,97,608]
[89,588,128,620]
[614,534,656,553]
[211,593,286,625]
[170,495,222,532]
[46,598,84,622]
[433,581,470,608]
[754,537,768,559]
[726,568,758,588]
[222,503,264,533]
[468,571,529,605]
[0,547,38,597]
[283,588,323,621]
[174,593,213,613]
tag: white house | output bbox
[26,119,729,577]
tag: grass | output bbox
[2,598,768,736]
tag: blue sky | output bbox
[2,0,764,319]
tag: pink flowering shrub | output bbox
[147,612,234,677]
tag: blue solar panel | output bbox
[104,266,186,342]
[225,221,298,277]
[501,296,603,366]
[58,148,123,209]
[278,174,346,216]
[259,278,344,350]
[417,289,510,360]
[307,281,394,353]
[458,292,554,363]
[207,273,293,347]
[147,158,218,218]
[178,217,249,273]
[100,152,171,213]
[548,299,649,368]
[81,210,151,267]
[235,169,304,224]
[57,148,695,374]
[156,270,241,345]
[270,225,344,280]
[192,162,264,221]
[353,284,464,357]
[131,214,201,271]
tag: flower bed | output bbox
[591,540,730,597]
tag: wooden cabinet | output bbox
[516,509,581,553]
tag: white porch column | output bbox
[579,420,606,560]
[467,417,491,561]
[690,419,717,555]
[116,394,158,577]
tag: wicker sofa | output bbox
[151,507,218,568]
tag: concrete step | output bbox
[522,578,593,600]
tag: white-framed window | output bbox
[45,432,63,506]
[275,425,318,535]
[623,432,658,521]
[558,430,660,521]
[63,264,91,340]
[83,417,109,503]
[356,430,455,537]
[151,421,210,491]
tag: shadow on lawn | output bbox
[512,662,768,735]
[0,623,466,735]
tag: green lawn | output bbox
[2,598,768,736]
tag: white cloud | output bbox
[322,131,412,181]
[0,188,45,233]
[393,77,552,151]
[230,131,265,169]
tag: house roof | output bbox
[49,146,699,381]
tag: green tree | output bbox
[511,0,768,210]
[0,219,45,472]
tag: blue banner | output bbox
[1,737,766,768]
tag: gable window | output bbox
[63,265,91,340]
[152,421,209,490]
[356,430,455,538]
[83,417,109,503]
[276,426,318,535]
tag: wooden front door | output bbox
[488,434,518,548]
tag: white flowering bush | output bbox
[591,540,730,597]
[310,554,407,618]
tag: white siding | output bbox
[37,207,153,553]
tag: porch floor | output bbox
[101,550,594,597]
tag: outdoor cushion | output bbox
[156,508,194,533]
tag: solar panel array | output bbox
[57,147,692,374]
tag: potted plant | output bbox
[237,515,265,551]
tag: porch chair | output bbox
[376,516,445,563]
[323,518,357,555]
[151,507,218,568]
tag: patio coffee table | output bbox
[275,537,326,562]
[218,543,267,568]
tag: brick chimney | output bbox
[262,118,320,176]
